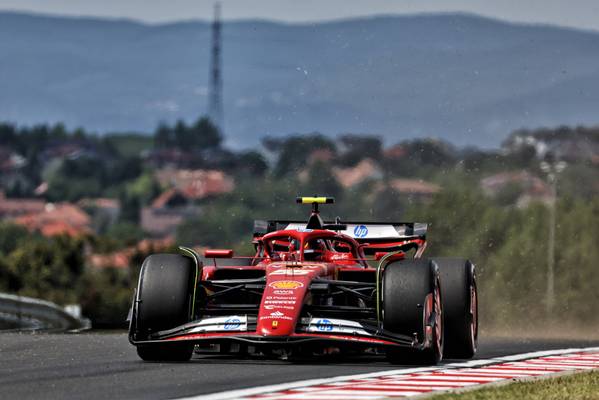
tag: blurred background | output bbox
[0,0,597,334]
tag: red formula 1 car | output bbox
[128,197,478,364]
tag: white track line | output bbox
[176,347,599,400]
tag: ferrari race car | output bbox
[128,197,478,364]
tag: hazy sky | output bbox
[1,0,599,31]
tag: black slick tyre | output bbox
[383,259,443,365]
[137,343,195,362]
[132,253,196,362]
[435,257,477,359]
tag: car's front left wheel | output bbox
[130,253,196,362]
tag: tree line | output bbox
[0,120,597,331]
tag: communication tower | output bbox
[208,3,223,132]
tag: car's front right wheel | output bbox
[137,343,195,362]
[382,259,443,365]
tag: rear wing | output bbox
[253,220,427,241]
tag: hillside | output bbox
[1,12,599,147]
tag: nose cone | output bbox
[258,278,308,336]
[257,268,312,336]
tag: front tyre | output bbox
[383,259,443,365]
[137,343,194,362]
[131,253,196,362]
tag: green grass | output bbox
[427,370,599,400]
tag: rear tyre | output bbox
[131,253,196,362]
[435,258,477,359]
[383,259,443,365]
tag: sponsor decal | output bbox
[265,295,295,300]
[269,269,312,276]
[353,225,369,238]
[270,263,323,269]
[260,311,293,321]
[329,253,351,261]
[273,289,293,295]
[188,316,247,333]
[224,318,241,330]
[265,300,296,305]
[264,304,294,310]
[301,317,372,336]
[315,318,333,332]
[269,280,304,290]
[304,264,329,269]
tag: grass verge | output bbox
[426,370,599,400]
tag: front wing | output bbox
[129,315,420,349]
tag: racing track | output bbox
[1,332,598,400]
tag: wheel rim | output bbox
[433,278,443,356]
[469,281,478,348]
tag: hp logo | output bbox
[315,319,333,331]
[353,225,368,238]
[224,318,241,330]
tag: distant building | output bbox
[0,147,32,194]
[480,171,552,207]
[154,168,234,200]
[383,144,407,159]
[40,139,103,163]
[77,198,121,231]
[142,148,197,169]
[88,238,174,269]
[141,169,233,238]
[503,128,599,163]
[332,159,383,188]
[14,203,92,237]
[88,251,131,270]
[306,148,335,166]
[0,190,92,236]
[141,189,200,238]
[388,178,441,203]
[0,191,45,219]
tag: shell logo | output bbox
[269,280,304,290]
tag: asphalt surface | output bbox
[1,332,598,400]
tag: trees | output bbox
[3,234,85,304]
[405,187,599,332]
[234,151,268,178]
[153,117,222,150]
[188,117,222,149]
[154,123,173,149]
[263,133,337,177]
[338,134,383,167]
[300,161,344,202]
[382,138,457,178]
[79,268,133,328]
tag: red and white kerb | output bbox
[236,351,599,399]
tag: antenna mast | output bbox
[208,2,223,132]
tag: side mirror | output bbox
[204,249,234,258]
